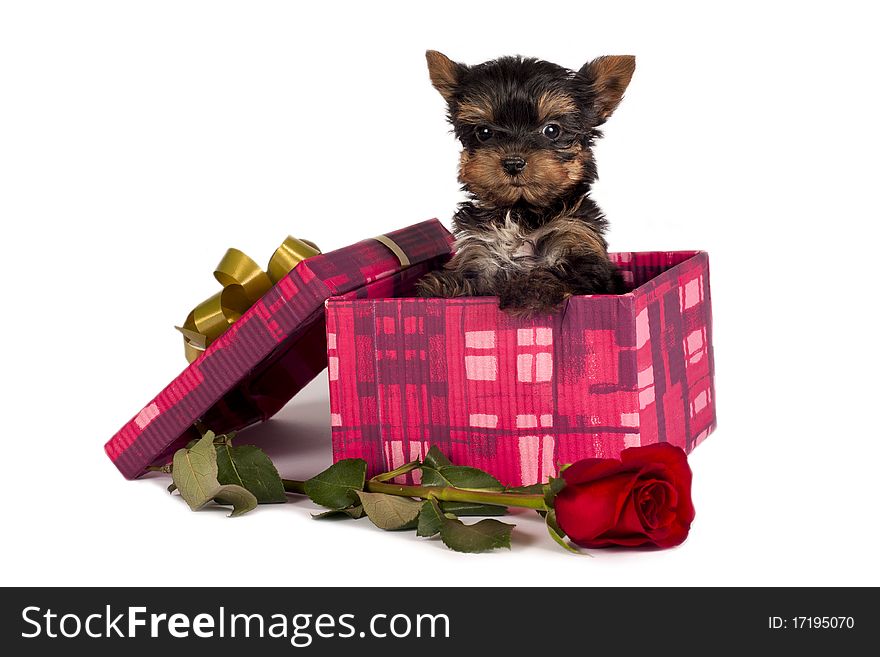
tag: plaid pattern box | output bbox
[105,219,454,479]
[326,251,715,487]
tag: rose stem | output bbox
[281,479,546,511]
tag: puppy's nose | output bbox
[501,156,527,175]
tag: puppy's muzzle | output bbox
[501,156,527,175]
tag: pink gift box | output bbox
[105,219,454,479]
[326,251,716,487]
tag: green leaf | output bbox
[416,499,445,537]
[543,476,567,507]
[312,505,365,520]
[356,491,422,530]
[370,460,420,483]
[423,445,452,469]
[172,431,222,510]
[545,509,584,555]
[418,499,514,548]
[439,501,507,516]
[418,467,450,488]
[214,484,258,518]
[170,432,257,517]
[421,465,504,491]
[420,446,504,491]
[303,459,366,510]
[439,517,514,553]
[215,442,286,504]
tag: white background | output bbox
[2,0,878,587]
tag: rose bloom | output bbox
[554,443,695,548]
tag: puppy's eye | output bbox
[475,126,494,142]
[542,123,561,140]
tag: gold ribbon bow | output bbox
[177,237,321,362]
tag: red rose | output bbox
[554,443,695,549]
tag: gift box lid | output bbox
[105,218,454,479]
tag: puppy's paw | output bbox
[416,270,474,298]
[498,270,570,317]
[570,259,627,295]
[610,267,628,294]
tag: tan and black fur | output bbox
[416,51,635,315]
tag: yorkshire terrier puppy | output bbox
[416,50,635,315]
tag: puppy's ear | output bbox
[578,55,636,121]
[426,50,466,102]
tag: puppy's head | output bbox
[426,51,635,208]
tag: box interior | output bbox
[610,250,700,291]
